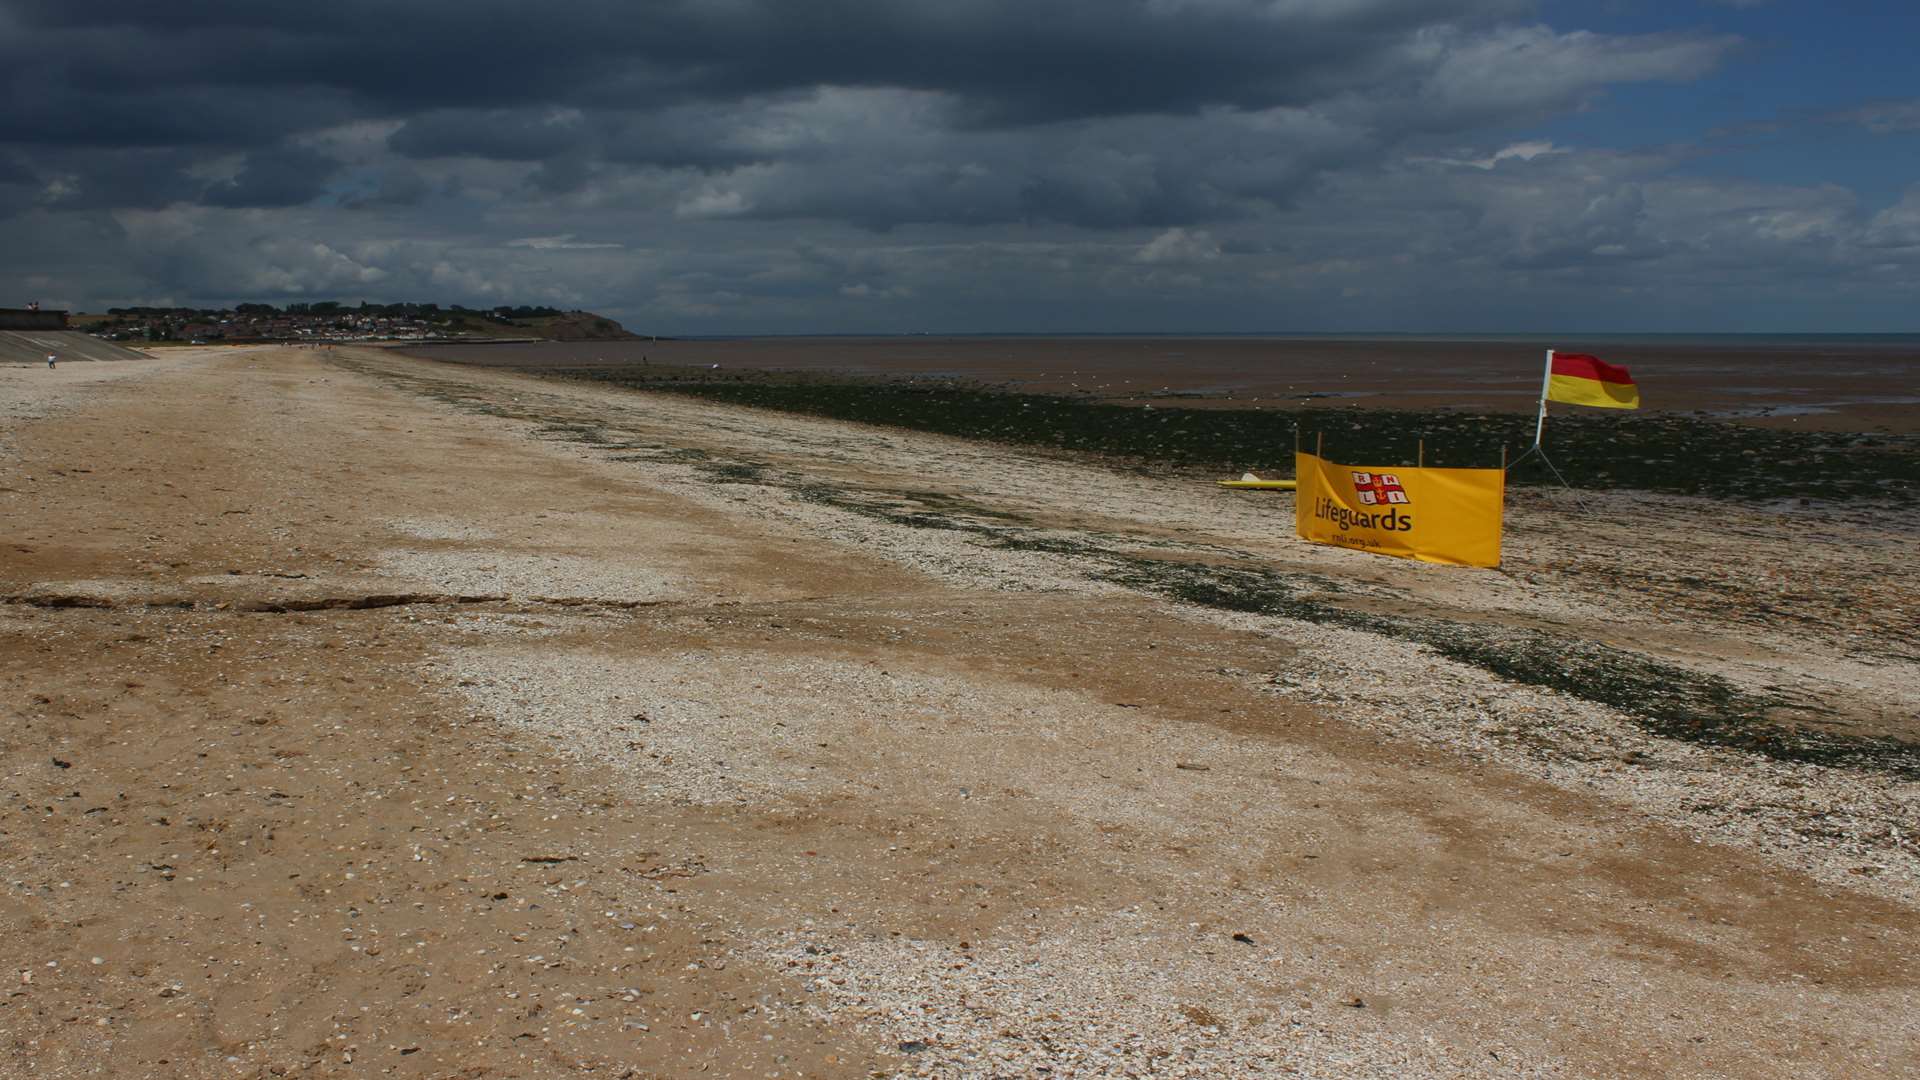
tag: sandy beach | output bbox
[3,346,1917,1079]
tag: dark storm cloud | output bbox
[6,146,206,213]
[4,0,1535,153]
[339,163,440,209]
[17,0,1883,330]
[0,142,338,217]
[524,151,597,196]
[0,28,363,150]
[203,143,342,208]
[390,110,592,162]
[4,0,1736,234]
[390,106,766,171]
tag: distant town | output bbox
[69,302,637,344]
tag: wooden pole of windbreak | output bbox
[1418,439,1425,468]
[1315,431,1324,458]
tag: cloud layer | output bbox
[2,0,1915,330]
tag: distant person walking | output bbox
[46,353,56,369]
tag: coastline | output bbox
[400,343,1920,504]
[402,335,1920,434]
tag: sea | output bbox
[401,333,1920,433]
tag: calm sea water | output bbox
[673,332,1920,348]
[406,332,1920,431]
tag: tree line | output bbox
[103,302,568,320]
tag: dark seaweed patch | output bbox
[699,461,770,483]
[789,483,1038,538]
[1095,554,1920,777]
[545,368,1917,503]
[535,423,612,444]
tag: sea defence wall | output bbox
[0,331,150,364]
[0,308,69,331]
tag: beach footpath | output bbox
[2,346,1916,1079]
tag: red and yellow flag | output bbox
[1547,353,1639,409]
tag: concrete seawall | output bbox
[0,308,70,331]
[0,330,150,364]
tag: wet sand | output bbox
[403,336,1920,433]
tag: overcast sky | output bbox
[3,1,1916,333]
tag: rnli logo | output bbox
[1351,471,1410,506]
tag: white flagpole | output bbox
[1532,348,1554,450]
[1510,347,1588,511]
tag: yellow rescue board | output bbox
[1217,479,1296,490]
